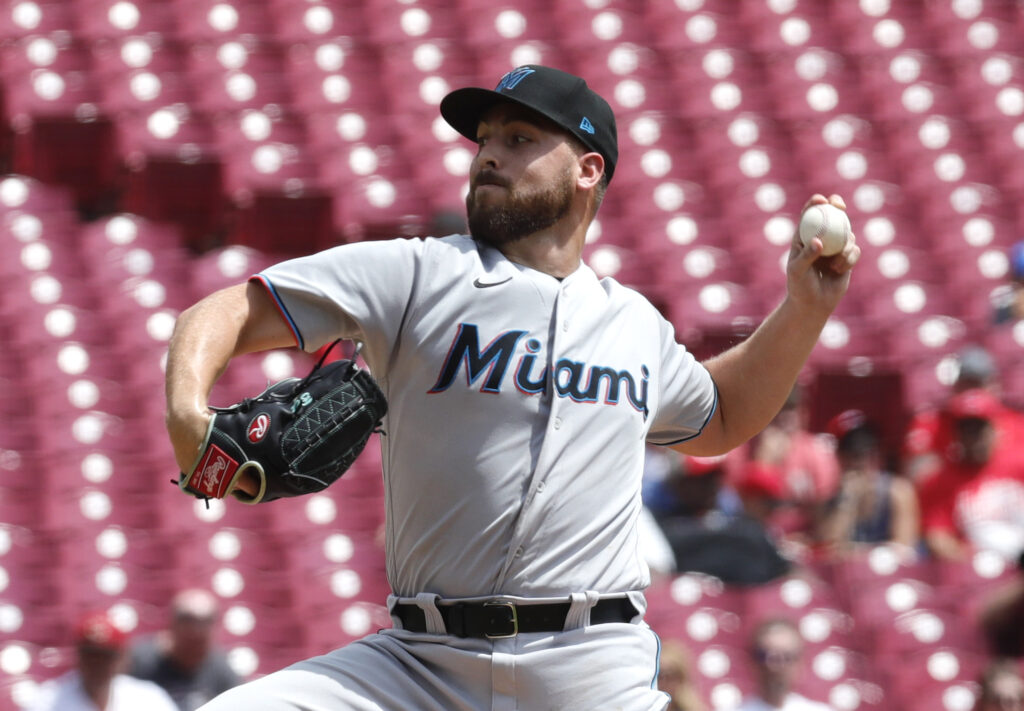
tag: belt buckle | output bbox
[483,600,519,639]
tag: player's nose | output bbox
[473,139,502,169]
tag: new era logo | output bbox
[496,67,535,92]
[579,117,595,134]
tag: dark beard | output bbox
[466,170,574,247]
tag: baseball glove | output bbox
[177,343,387,504]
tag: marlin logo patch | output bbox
[496,67,535,92]
[579,117,595,134]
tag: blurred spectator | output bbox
[735,462,788,527]
[727,385,840,544]
[22,611,178,711]
[127,589,241,711]
[653,454,792,585]
[973,659,1024,711]
[658,639,709,711]
[902,344,1005,482]
[992,240,1024,325]
[916,389,1024,562]
[976,548,1024,659]
[816,410,919,558]
[644,444,741,518]
[731,618,833,711]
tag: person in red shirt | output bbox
[902,345,1024,482]
[916,388,1024,562]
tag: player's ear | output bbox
[576,152,604,191]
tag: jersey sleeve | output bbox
[646,312,718,445]
[251,237,424,375]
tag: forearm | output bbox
[820,498,858,546]
[925,529,968,561]
[890,481,920,549]
[167,284,253,415]
[165,282,296,471]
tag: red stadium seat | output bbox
[266,1,369,44]
[74,0,179,40]
[0,1,79,40]
[871,607,987,661]
[885,646,988,710]
[172,0,275,41]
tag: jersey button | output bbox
[562,320,569,332]
[553,417,562,430]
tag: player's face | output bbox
[466,104,578,247]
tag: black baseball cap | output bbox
[440,65,618,181]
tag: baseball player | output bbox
[165,65,860,710]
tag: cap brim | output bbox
[440,87,564,143]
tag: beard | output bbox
[466,167,574,247]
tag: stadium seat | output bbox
[871,607,987,661]
[266,1,369,44]
[689,643,756,709]
[172,0,275,41]
[737,576,848,638]
[845,576,944,636]
[286,50,390,117]
[642,7,747,54]
[364,1,464,44]
[762,48,869,122]
[74,0,180,40]
[740,6,838,55]
[885,646,988,710]
[797,645,878,708]
[457,3,554,50]
[0,1,79,40]
[0,35,92,82]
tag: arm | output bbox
[675,194,860,456]
[924,528,969,561]
[888,476,921,550]
[164,281,297,476]
[817,484,860,550]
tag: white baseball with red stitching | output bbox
[799,203,850,257]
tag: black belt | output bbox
[394,597,637,639]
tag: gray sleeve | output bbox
[646,311,718,445]
[251,237,424,376]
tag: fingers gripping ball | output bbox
[178,345,387,504]
[799,203,850,257]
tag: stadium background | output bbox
[0,0,1023,709]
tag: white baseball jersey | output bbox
[254,234,717,601]
[23,672,180,711]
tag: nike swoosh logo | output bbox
[473,276,512,288]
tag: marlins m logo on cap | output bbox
[496,67,535,92]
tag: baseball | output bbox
[799,203,851,256]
